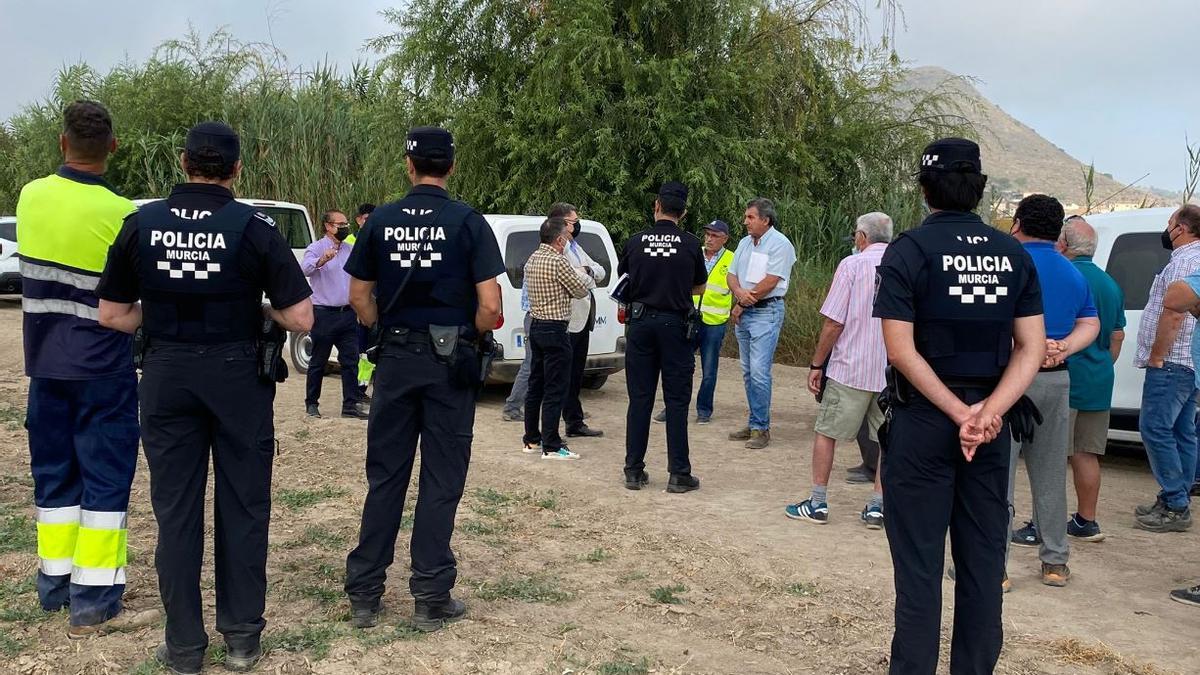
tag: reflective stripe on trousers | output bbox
[36,506,128,585]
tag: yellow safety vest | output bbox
[692,248,734,325]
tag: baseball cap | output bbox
[185,122,240,164]
[919,137,982,174]
[658,181,688,203]
[405,126,455,162]
[703,219,730,235]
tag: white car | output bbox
[485,215,626,388]
[1085,207,1177,443]
[0,217,19,294]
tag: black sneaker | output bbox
[624,470,649,490]
[1169,583,1200,607]
[1135,507,1193,533]
[155,643,202,675]
[1011,520,1040,547]
[412,597,466,633]
[306,403,321,418]
[1135,495,1167,517]
[342,401,370,419]
[566,425,604,438]
[666,474,700,493]
[349,598,383,628]
[224,643,264,672]
[1066,513,1105,542]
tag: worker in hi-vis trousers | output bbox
[16,100,159,637]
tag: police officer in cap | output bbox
[97,121,315,674]
[342,126,503,632]
[620,181,707,493]
[872,138,1046,674]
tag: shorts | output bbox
[814,378,884,442]
[1067,409,1109,456]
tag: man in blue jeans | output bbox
[727,198,797,449]
[655,220,734,424]
[1134,204,1200,532]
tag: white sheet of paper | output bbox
[745,252,770,285]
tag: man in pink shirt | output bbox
[786,212,892,529]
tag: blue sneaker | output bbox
[861,504,884,530]
[541,447,580,460]
[785,499,828,524]
[1011,520,1040,547]
[1066,513,1105,542]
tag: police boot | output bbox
[412,597,466,633]
[667,474,701,493]
[349,598,383,629]
[155,643,202,675]
[224,642,264,672]
[624,469,649,490]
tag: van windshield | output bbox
[0,221,15,242]
[258,207,313,249]
[504,230,612,288]
[1105,232,1171,311]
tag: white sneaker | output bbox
[521,442,541,454]
[541,448,580,460]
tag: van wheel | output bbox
[290,330,313,373]
[582,375,607,390]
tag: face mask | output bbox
[571,220,582,238]
[335,226,350,242]
[1162,226,1178,251]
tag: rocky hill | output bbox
[900,66,1154,210]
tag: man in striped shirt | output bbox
[521,217,595,459]
[786,212,892,529]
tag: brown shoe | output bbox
[728,427,752,441]
[66,607,162,639]
[1041,563,1070,587]
[745,429,771,449]
[1001,574,1012,593]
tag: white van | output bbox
[486,215,626,388]
[0,216,19,294]
[1086,207,1177,443]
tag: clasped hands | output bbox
[1042,338,1068,368]
[955,401,1003,462]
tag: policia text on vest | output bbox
[97,121,315,673]
[341,126,505,633]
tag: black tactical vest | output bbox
[376,199,476,330]
[136,199,262,343]
[904,212,1029,380]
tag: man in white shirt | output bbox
[554,202,607,438]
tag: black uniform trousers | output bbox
[139,342,276,667]
[561,328,591,433]
[624,310,694,476]
[883,388,1008,675]
[345,334,475,605]
[306,305,361,413]
[523,318,572,451]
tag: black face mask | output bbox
[335,226,350,242]
[1162,226,1176,251]
[571,221,581,238]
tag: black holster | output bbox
[257,319,288,383]
[684,307,700,341]
[132,326,148,371]
[364,323,383,364]
[884,365,912,406]
[429,324,483,390]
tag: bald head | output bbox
[1058,216,1097,259]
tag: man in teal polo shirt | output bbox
[1058,216,1125,542]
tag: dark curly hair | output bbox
[917,169,988,212]
[184,146,237,181]
[62,100,114,162]
[1014,194,1066,241]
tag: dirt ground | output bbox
[0,298,1197,675]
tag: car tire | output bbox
[582,374,607,390]
[290,330,312,373]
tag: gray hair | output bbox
[1059,216,1097,257]
[746,197,777,228]
[856,212,893,244]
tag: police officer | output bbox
[97,122,314,674]
[872,138,1046,674]
[342,126,504,632]
[620,182,708,493]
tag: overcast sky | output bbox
[2,0,1196,192]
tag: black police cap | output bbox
[185,122,240,164]
[658,181,688,204]
[919,137,982,174]
[405,126,455,162]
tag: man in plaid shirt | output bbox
[1134,206,1200,532]
[521,217,595,459]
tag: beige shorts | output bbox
[814,378,884,442]
[1067,409,1109,456]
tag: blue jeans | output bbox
[734,300,785,430]
[1138,362,1198,510]
[503,313,533,415]
[693,322,727,419]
